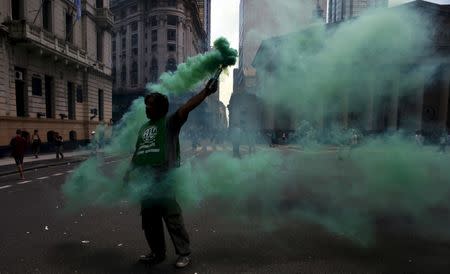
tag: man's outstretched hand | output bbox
[205,78,219,95]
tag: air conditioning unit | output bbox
[15,71,23,81]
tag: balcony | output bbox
[7,20,90,67]
[95,8,114,29]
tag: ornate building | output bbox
[110,0,225,135]
[0,0,113,153]
[253,0,450,142]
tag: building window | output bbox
[151,0,159,8]
[167,29,176,41]
[67,82,76,120]
[121,37,126,50]
[168,0,177,7]
[42,0,52,32]
[150,58,158,82]
[130,5,138,14]
[151,44,157,52]
[97,30,104,62]
[65,12,73,42]
[167,15,177,26]
[131,21,138,32]
[167,44,176,52]
[144,32,148,39]
[98,89,104,121]
[121,65,127,85]
[131,33,138,48]
[11,0,24,20]
[132,48,138,55]
[32,76,42,96]
[166,58,177,72]
[76,85,83,103]
[151,16,158,26]
[96,0,103,8]
[151,30,158,42]
[120,9,126,19]
[131,62,138,86]
[112,40,116,52]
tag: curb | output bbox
[0,157,88,177]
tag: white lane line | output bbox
[0,185,12,190]
[67,170,74,173]
[37,176,49,180]
[52,173,64,176]
[17,180,32,185]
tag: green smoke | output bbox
[62,7,450,248]
[63,38,237,208]
[148,37,238,95]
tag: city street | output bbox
[1,145,450,274]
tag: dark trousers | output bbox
[56,145,64,159]
[141,199,191,256]
[32,142,40,156]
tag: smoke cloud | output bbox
[62,5,450,247]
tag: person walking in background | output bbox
[230,126,241,158]
[438,132,447,153]
[55,133,64,159]
[10,129,27,180]
[31,129,41,158]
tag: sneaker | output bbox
[139,253,165,265]
[175,255,191,268]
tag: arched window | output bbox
[69,130,77,141]
[150,58,158,82]
[121,64,127,86]
[130,61,138,86]
[47,130,56,143]
[166,58,177,72]
[168,0,177,7]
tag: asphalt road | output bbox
[1,146,450,274]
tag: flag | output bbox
[75,0,82,20]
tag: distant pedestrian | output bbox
[55,133,64,159]
[230,126,241,158]
[247,130,256,154]
[438,132,447,153]
[10,129,27,179]
[31,129,41,158]
[415,131,424,147]
[270,131,276,147]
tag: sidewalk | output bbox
[0,150,92,177]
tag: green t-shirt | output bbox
[132,111,187,170]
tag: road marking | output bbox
[67,170,74,173]
[17,180,32,185]
[0,185,12,190]
[52,173,64,176]
[37,176,49,180]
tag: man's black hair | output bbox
[145,92,169,117]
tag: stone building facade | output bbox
[326,0,388,23]
[252,0,450,142]
[0,0,113,151]
[110,0,225,135]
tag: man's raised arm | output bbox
[177,78,218,121]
